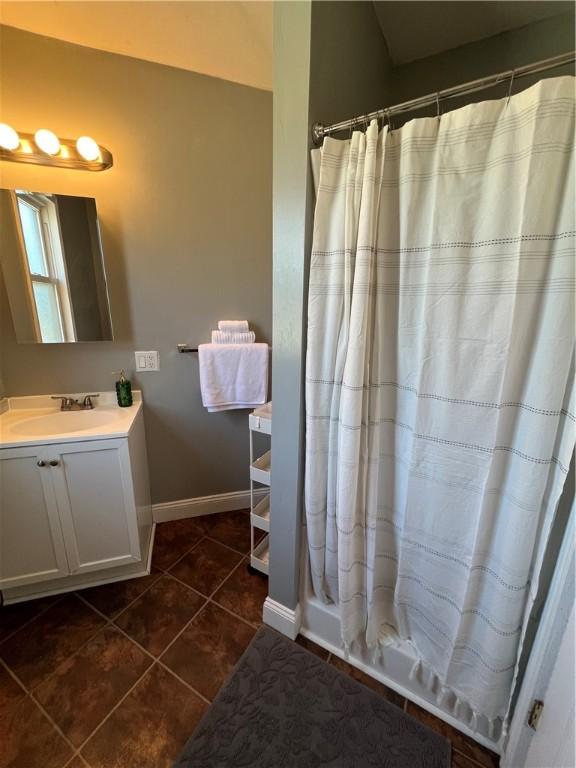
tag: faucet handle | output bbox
[82,394,100,408]
[51,395,72,410]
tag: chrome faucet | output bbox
[51,394,100,411]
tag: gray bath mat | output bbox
[175,626,450,768]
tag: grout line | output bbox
[203,534,253,558]
[101,570,203,625]
[207,595,263,630]
[63,606,213,760]
[207,555,266,627]
[75,586,213,705]
[0,594,66,647]
[71,754,90,767]
[1,607,108,696]
[451,747,496,768]
[4,529,265,766]
[0,654,29,697]
[0,646,83,764]
[98,569,166,620]
[28,691,79,763]
[71,655,212,762]
[73,661,159,759]
[156,534,207,573]
[159,556,256,665]
[0,630,93,767]
[155,660,212,705]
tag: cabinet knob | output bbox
[49,459,60,467]
[37,460,46,467]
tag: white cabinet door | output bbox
[48,439,141,574]
[0,446,69,588]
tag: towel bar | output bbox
[178,343,271,354]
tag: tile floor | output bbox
[0,511,499,768]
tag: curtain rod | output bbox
[312,51,576,144]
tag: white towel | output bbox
[218,320,249,333]
[198,343,268,412]
[211,330,255,344]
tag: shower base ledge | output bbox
[300,592,502,755]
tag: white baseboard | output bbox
[263,596,302,640]
[152,488,268,523]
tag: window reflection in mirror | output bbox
[17,192,72,342]
[0,189,113,343]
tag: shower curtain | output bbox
[305,76,575,726]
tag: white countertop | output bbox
[0,391,143,449]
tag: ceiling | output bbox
[374,1,573,66]
[0,1,571,89]
[0,1,273,91]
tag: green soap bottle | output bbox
[115,369,133,407]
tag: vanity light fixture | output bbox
[76,135,101,162]
[0,125,112,171]
[0,123,20,151]
[34,128,61,155]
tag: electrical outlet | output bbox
[135,351,160,371]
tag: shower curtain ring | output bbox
[386,108,394,131]
[507,70,516,105]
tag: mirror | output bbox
[0,189,113,342]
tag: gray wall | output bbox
[269,1,391,610]
[390,12,575,113]
[0,25,272,504]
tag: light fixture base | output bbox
[0,132,113,172]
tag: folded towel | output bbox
[218,320,249,333]
[211,330,255,344]
[198,343,268,412]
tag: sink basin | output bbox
[10,408,126,437]
[0,392,142,448]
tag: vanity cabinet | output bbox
[0,403,153,601]
[0,439,141,590]
[0,446,69,588]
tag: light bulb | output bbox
[0,123,20,151]
[76,135,100,162]
[34,129,60,156]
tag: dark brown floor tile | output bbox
[65,758,87,768]
[295,634,331,660]
[152,519,205,570]
[406,702,499,768]
[114,575,205,656]
[169,538,243,596]
[162,602,255,700]
[0,664,25,711]
[201,509,254,553]
[81,664,206,768]
[35,626,152,747]
[0,694,73,768]
[0,595,105,690]
[80,570,162,618]
[213,560,268,625]
[452,750,486,768]
[329,655,405,708]
[0,595,61,644]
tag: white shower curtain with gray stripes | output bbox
[305,76,575,727]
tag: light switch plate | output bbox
[135,351,160,371]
